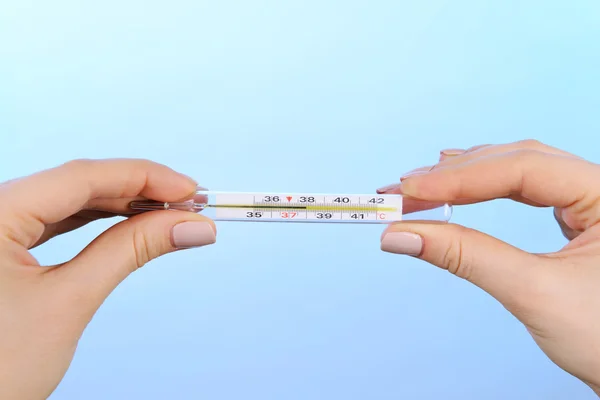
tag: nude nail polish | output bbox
[377,170,430,193]
[381,232,423,256]
[439,148,465,158]
[376,183,402,194]
[171,222,216,248]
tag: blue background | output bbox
[2,1,600,398]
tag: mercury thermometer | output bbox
[129,189,451,224]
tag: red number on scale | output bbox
[281,212,297,219]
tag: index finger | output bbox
[399,149,600,209]
[0,158,198,247]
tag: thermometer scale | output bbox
[130,190,452,224]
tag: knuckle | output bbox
[121,165,150,197]
[440,224,472,281]
[131,227,152,270]
[509,148,544,163]
[514,138,546,150]
[128,158,154,169]
[62,158,94,170]
[128,158,166,172]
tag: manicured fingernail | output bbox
[196,185,208,191]
[439,148,465,158]
[378,167,432,193]
[376,182,402,193]
[400,170,428,181]
[171,222,216,248]
[381,232,423,255]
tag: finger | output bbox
[435,140,582,210]
[380,140,586,237]
[31,191,211,248]
[438,144,487,160]
[400,150,594,205]
[423,140,576,200]
[378,172,544,209]
[400,150,600,232]
[465,143,492,152]
[554,207,583,241]
[439,144,497,161]
[401,198,448,215]
[439,148,466,160]
[437,139,579,167]
[391,140,577,192]
[0,159,199,249]
[85,189,209,215]
[84,197,149,215]
[399,165,435,181]
[33,217,96,248]
[380,221,542,309]
[51,210,216,317]
[376,166,434,194]
[31,210,128,248]
[377,146,584,207]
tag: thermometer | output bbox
[130,189,452,224]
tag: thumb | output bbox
[55,210,216,312]
[380,222,539,306]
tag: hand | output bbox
[376,139,600,395]
[0,159,216,399]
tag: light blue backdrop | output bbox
[2,1,600,398]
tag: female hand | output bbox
[377,139,600,395]
[0,159,216,399]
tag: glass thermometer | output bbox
[129,189,451,224]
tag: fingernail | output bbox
[171,222,216,249]
[400,170,428,181]
[378,168,431,193]
[376,182,402,193]
[378,171,429,193]
[440,148,465,156]
[381,232,423,255]
[196,185,208,191]
[439,148,465,158]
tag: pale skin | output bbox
[0,159,216,399]
[378,139,600,395]
[0,139,599,398]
